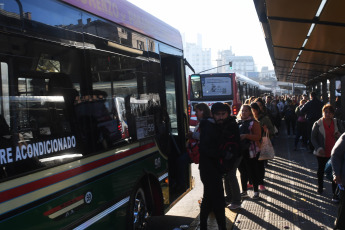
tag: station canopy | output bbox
[254,0,345,86]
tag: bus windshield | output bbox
[190,74,233,100]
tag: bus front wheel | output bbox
[128,186,149,230]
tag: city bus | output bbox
[188,73,269,126]
[0,0,191,229]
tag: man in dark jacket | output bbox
[300,91,324,151]
[199,103,229,230]
[331,133,345,230]
[220,105,241,209]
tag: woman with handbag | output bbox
[237,104,262,199]
[311,104,342,198]
[251,101,275,192]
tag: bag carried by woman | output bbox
[187,126,200,164]
[258,132,275,160]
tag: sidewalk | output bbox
[188,130,338,230]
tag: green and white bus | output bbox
[0,0,191,229]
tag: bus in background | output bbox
[188,73,268,126]
[0,0,190,229]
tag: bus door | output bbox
[160,55,190,200]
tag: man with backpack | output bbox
[198,102,240,230]
[331,133,345,229]
[220,105,242,210]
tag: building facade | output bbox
[183,34,212,77]
[217,48,256,75]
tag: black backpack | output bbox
[219,117,240,172]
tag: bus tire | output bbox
[127,185,149,230]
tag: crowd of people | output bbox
[187,92,345,230]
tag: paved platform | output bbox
[188,130,338,230]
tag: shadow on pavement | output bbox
[147,215,194,230]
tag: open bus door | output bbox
[160,55,191,201]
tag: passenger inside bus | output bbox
[74,90,122,153]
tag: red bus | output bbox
[0,0,191,229]
[188,73,264,126]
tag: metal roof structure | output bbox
[254,0,345,86]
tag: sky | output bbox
[127,0,274,71]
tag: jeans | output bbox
[294,122,308,148]
[224,156,243,205]
[334,188,345,230]
[285,117,296,135]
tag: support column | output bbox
[322,80,328,104]
[341,76,345,120]
[307,85,313,94]
[329,78,336,106]
[316,82,322,97]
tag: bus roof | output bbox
[258,84,270,90]
[61,0,183,50]
[235,73,261,87]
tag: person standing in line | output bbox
[266,96,280,131]
[187,103,211,140]
[186,103,211,164]
[198,103,228,230]
[331,133,345,230]
[277,97,285,114]
[302,94,309,101]
[221,104,241,210]
[294,99,308,150]
[251,102,275,192]
[237,104,262,199]
[300,91,324,152]
[283,99,297,137]
[311,104,342,196]
[276,98,285,133]
[334,96,341,120]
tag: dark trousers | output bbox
[335,188,345,230]
[257,157,266,185]
[295,122,308,148]
[285,117,296,135]
[224,156,243,205]
[307,119,317,151]
[200,168,226,230]
[317,156,336,194]
[317,156,329,190]
[239,154,259,192]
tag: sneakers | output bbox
[332,195,340,203]
[252,192,259,199]
[240,192,249,198]
[228,203,242,210]
[259,185,266,191]
[247,183,253,189]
